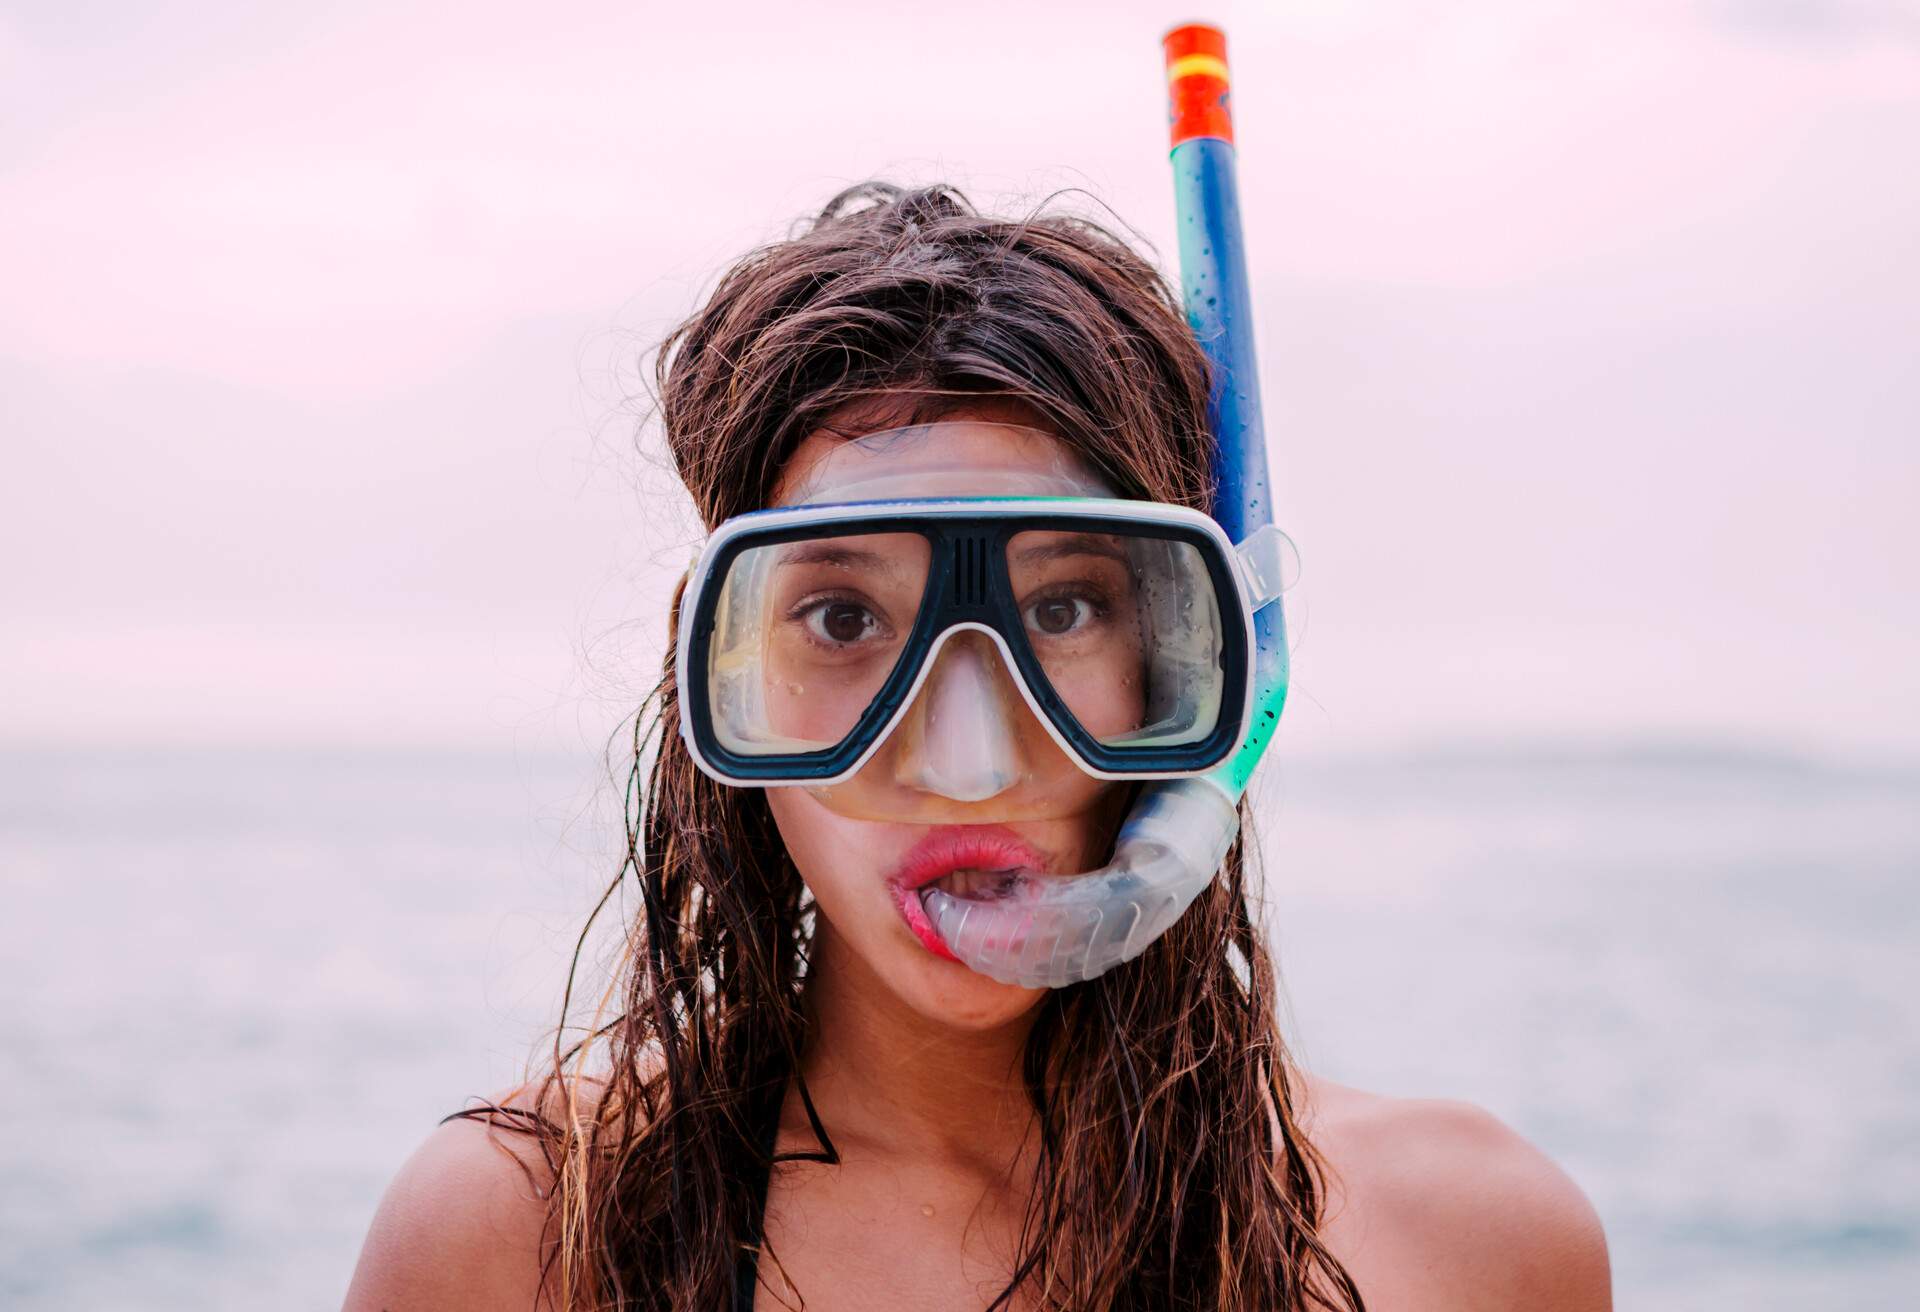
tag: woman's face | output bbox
[759,405,1138,1030]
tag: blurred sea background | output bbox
[5,1,1918,1308]
[2,740,1914,1310]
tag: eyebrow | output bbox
[773,542,904,574]
[1009,533,1131,567]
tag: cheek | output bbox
[762,638,895,746]
[1047,649,1149,740]
[762,786,869,906]
[762,790,929,974]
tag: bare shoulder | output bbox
[342,1081,590,1312]
[1299,1075,1611,1312]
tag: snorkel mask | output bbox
[675,25,1288,987]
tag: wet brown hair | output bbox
[457,181,1364,1311]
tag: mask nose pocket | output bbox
[889,631,1025,802]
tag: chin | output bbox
[880,942,1048,1030]
[815,852,1051,1033]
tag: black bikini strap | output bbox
[732,1082,784,1312]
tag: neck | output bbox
[795,921,1041,1167]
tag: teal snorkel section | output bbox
[1168,40,1288,798]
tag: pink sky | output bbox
[4,0,1917,760]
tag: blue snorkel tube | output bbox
[923,24,1290,987]
[1166,21,1292,790]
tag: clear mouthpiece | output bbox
[920,777,1240,988]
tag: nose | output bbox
[888,631,1027,802]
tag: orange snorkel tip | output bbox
[1162,22,1233,148]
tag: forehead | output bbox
[772,419,1115,507]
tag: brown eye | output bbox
[1027,596,1091,637]
[808,601,878,645]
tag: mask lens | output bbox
[1006,528,1225,750]
[707,531,932,756]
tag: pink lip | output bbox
[886,825,1050,962]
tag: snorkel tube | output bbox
[923,23,1289,987]
[1165,21,1292,787]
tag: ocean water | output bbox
[0,743,1914,1309]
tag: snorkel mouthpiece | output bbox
[928,23,1290,988]
[922,777,1239,987]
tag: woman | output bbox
[345,183,1610,1311]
